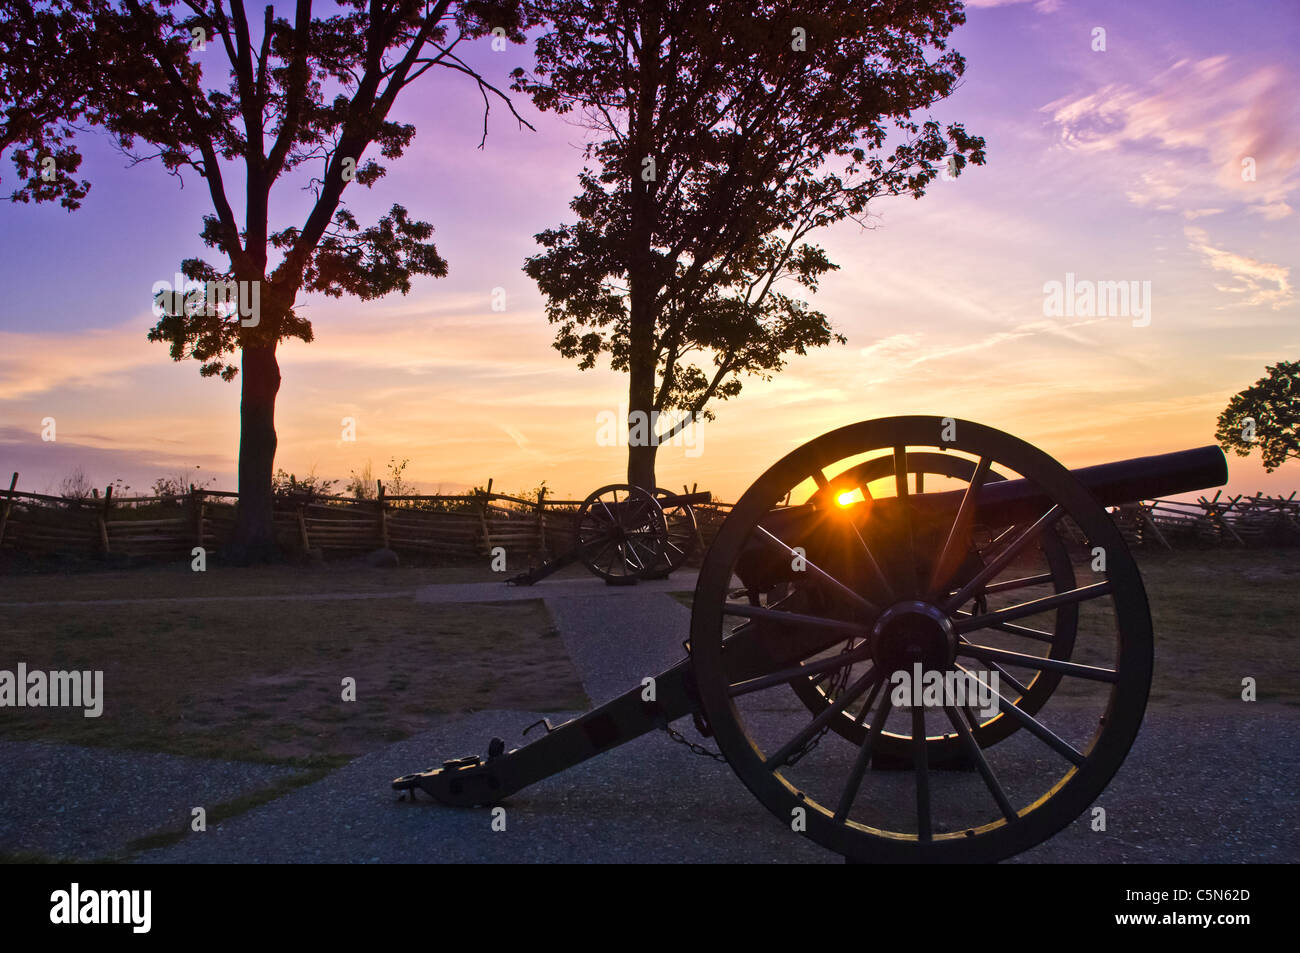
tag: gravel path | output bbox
[130,700,1299,864]
[0,741,304,860]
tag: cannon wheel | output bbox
[690,417,1152,863]
[575,484,667,583]
[643,488,699,577]
[785,452,1078,760]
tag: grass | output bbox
[0,562,499,603]
[0,583,588,764]
[0,559,591,860]
[1133,547,1298,704]
[118,767,334,858]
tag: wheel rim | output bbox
[576,484,667,582]
[690,417,1152,863]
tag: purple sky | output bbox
[1,0,1297,501]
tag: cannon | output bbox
[506,484,710,586]
[395,417,1228,863]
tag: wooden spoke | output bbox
[834,692,894,822]
[953,582,1112,634]
[955,665,1086,765]
[979,573,1055,595]
[929,456,993,596]
[952,609,1056,644]
[893,446,920,597]
[767,667,882,769]
[912,705,931,842]
[722,602,872,639]
[728,641,874,697]
[960,653,1033,698]
[943,704,1018,822]
[942,506,1065,613]
[754,526,880,615]
[957,642,1119,683]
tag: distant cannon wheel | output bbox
[576,484,668,584]
[690,416,1152,863]
[787,452,1079,760]
[640,488,699,578]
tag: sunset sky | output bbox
[1,0,1296,503]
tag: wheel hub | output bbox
[870,600,956,675]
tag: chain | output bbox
[663,637,860,767]
[785,638,856,766]
[661,722,727,762]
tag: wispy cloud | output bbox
[1043,56,1300,211]
[0,316,159,401]
[1184,225,1293,309]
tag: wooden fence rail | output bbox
[2,469,1294,565]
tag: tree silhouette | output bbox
[0,0,97,208]
[4,0,533,558]
[515,0,984,488]
[1216,360,1300,472]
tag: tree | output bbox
[1216,360,1300,472]
[0,0,96,208]
[5,0,534,559]
[515,0,983,488]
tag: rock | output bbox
[365,547,399,568]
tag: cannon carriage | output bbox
[396,417,1228,863]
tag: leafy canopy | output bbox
[1217,360,1300,472]
[3,0,533,380]
[514,0,984,423]
[1,0,98,208]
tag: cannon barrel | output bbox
[747,445,1227,580]
[941,444,1227,529]
[658,490,712,507]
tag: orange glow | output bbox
[836,491,858,507]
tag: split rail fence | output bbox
[0,473,732,565]
[2,471,1296,566]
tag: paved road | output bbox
[131,575,1298,864]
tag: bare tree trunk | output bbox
[231,344,281,561]
[626,428,659,490]
[626,286,658,490]
[625,4,661,493]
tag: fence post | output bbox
[479,478,494,556]
[190,485,206,552]
[1135,502,1172,550]
[98,484,113,554]
[296,503,310,553]
[535,485,547,559]
[377,479,390,549]
[1204,495,1245,546]
[0,470,16,546]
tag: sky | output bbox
[1,0,1297,503]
